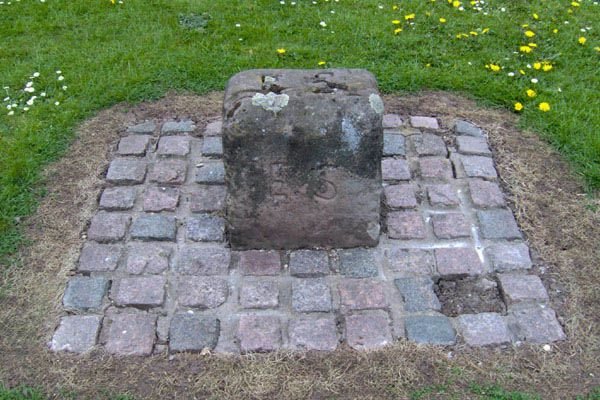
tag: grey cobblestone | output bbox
[78,242,121,272]
[454,120,484,137]
[382,114,403,128]
[204,120,222,136]
[50,315,101,353]
[431,213,471,239]
[345,311,393,350]
[338,248,379,278]
[202,136,223,156]
[508,305,565,343]
[289,250,329,277]
[339,279,387,311]
[385,248,435,275]
[477,209,522,239]
[63,276,108,311]
[292,278,332,312]
[105,313,157,356]
[149,160,187,185]
[498,273,549,305]
[156,136,190,156]
[99,187,137,211]
[384,184,418,209]
[111,275,166,307]
[177,276,229,308]
[435,247,485,277]
[383,134,406,156]
[88,212,130,243]
[162,120,195,134]
[387,211,427,240]
[459,155,498,179]
[456,136,491,156]
[395,277,440,312]
[130,215,177,241]
[143,187,180,212]
[405,315,456,345]
[427,184,459,207]
[419,157,453,180]
[456,313,511,346]
[410,116,439,130]
[411,133,448,157]
[195,161,225,184]
[186,215,225,242]
[106,158,146,185]
[240,279,279,309]
[117,135,151,156]
[289,316,338,351]
[486,243,531,272]
[127,121,156,134]
[238,250,281,276]
[237,315,281,353]
[126,243,171,274]
[189,185,227,213]
[175,246,230,275]
[169,314,220,352]
[382,158,411,181]
[468,179,506,208]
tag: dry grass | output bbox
[0,92,598,399]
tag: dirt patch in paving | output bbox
[0,91,599,399]
[435,277,506,317]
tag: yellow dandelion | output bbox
[529,43,538,48]
[488,64,501,72]
[482,28,490,33]
[519,45,533,53]
[538,102,550,112]
[578,36,587,45]
[514,102,524,111]
[276,48,286,55]
[594,47,600,52]
[571,1,580,6]
[392,19,401,24]
[393,5,398,10]
[470,31,478,36]
[542,64,553,72]
[439,17,447,23]
[318,61,327,66]
[452,0,461,7]
[519,69,526,75]
[526,89,537,98]
[553,28,558,34]
[525,30,536,38]
[533,62,542,70]
[394,28,403,34]
[533,13,539,20]
[405,13,415,20]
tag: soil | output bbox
[435,277,506,317]
[0,91,598,399]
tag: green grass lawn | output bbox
[0,0,598,259]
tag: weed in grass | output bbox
[0,385,44,400]
[469,384,540,400]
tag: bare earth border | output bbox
[0,91,598,399]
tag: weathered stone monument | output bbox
[222,69,384,249]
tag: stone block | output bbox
[339,279,387,311]
[338,248,379,278]
[409,116,439,130]
[186,215,225,242]
[63,276,108,310]
[289,316,338,351]
[237,250,281,276]
[126,243,171,274]
[237,315,281,353]
[111,276,166,307]
[383,134,406,156]
[395,277,440,312]
[105,313,156,356]
[404,315,456,345]
[431,213,471,239]
[78,242,121,272]
[498,273,549,305]
[468,179,505,208]
[99,187,137,211]
[508,305,565,343]
[223,69,383,250]
[169,314,220,352]
[127,121,156,134]
[435,247,484,277]
[202,136,223,156]
[486,243,532,272]
[162,120,195,134]
[456,136,491,156]
[195,161,225,184]
[50,315,101,353]
[240,279,279,309]
[189,185,227,213]
[130,214,177,241]
[427,184,459,207]
[385,248,435,275]
[382,113,403,128]
[117,135,151,156]
[411,133,447,156]
[384,184,418,209]
[175,246,230,275]
[387,211,427,240]
[382,158,411,181]
[149,160,187,185]
[345,311,392,350]
[106,158,147,185]
[204,120,222,136]
[456,313,511,346]
[454,120,484,137]
[459,155,497,179]
[87,212,130,243]
[143,187,180,212]
[156,136,190,157]
[289,250,330,277]
[177,277,229,308]
[292,278,332,312]
[418,157,453,180]
[477,209,522,239]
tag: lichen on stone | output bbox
[368,93,384,114]
[252,92,289,113]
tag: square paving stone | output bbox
[477,209,522,239]
[468,179,506,208]
[382,158,411,181]
[405,315,456,345]
[240,279,279,309]
[202,136,223,156]
[508,306,566,343]
[238,250,281,276]
[78,242,122,272]
[456,136,491,156]
[126,243,171,274]
[339,279,388,311]
[130,214,177,241]
[431,213,471,239]
[435,247,485,277]
[498,273,549,305]
[143,187,180,212]
[292,278,332,312]
[111,275,166,307]
[289,250,330,277]
[169,314,220,352]
[99,187,137,211]
[162,120,195,134]
[204,120,222,136]
[195,161,225,184]
[175,246,231,275]
[386,248,435,275]
[411,133,448,157]
[149,159,188,185]
[384,184,418,209]
[63,276,109,310]
[156,136,190,156]
[88,212,131,243]
[419,157,453,180]
[454,120,484,137]
[186,215,225,242]
[345,311,393,350]
[486,243,532,272]
[189,185,227,213]
[387,211,427,240]
[117,135,151,156]
[106,158,147,185]
[410,116,439,130]
[176,276,229,308]
[395,277,441,312]
[237,315,281,353]
[456,313,511,346]
[50,315,102,353]
[338,248,380,278]
[289,316,338,351]
[127,121,156,134]
[427,184,459,207]
[383,113,403,128]
[383,134,406,156]
[459,155,498,179]
[105,313,157,356]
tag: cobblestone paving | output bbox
[50,115,565,355]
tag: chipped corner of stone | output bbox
[251,92,289,114]
[368,93,384,115]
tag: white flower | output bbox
[23,107,29,111]
[33,72,40,78]
[235,23,240,27]
[62,85,68,90]
[319,21,327,27]
[26,99,34,106]
[6,104,11,110]
[40,92,46,97]
[54,101,60,106]
[3,97,9,101]
[26,81,33,87]
[24,87,35,93]
[7,110,14,116]
[531,78,538,83]
[508,72,515,77]
[56,70,62,74]
[57,75,65,81]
